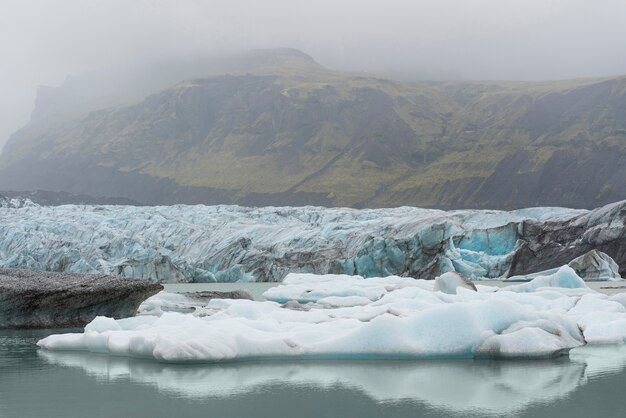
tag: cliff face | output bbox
[1,49,625,209]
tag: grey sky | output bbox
[1,0,626,151]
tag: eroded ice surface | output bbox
[2,201,614,283]
[38,269,626,362]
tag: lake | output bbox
[2,329,626,418]
[2,282,626,417]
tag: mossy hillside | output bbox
[1,50,625,209]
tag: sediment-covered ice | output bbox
[0,268,162,328]
[39,269,626,362]
[2,200,625,282]
[507,250,622,283]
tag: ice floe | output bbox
[38,269,626,362]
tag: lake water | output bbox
[3,283,626,417]
[3,329,626,418]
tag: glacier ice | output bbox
[0,194,37,209]
[2,201,624,282]
[39,269,626,361]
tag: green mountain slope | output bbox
[1,49,625,209]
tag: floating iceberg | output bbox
[2,200,625,282]
[507,250,622,283]
[39,269,626,362]
[503,266,589,293]
[0,268,162,328]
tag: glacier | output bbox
[0,194,36,209]
[1,200,625,282]
[37,269,626,361]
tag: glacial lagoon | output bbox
[4,280,626,418]
[2,328,626,418]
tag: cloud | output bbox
[1,0,625,150]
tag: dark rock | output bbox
[0,268,163,328]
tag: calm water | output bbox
[2,328,626,418]
[3,282,626,417]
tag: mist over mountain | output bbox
[3,0,626,153]
[0,48,624,209]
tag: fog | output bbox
[1,0,626,151]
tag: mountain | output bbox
[1,48,625,209]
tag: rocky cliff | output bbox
[1,49,625,209]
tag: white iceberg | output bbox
[38,269,626,362]
[502,265,590,293]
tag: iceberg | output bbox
[433,272,477,294]
[507,250,622,283]
[503,266,590,293]
[568,250,622,281]
[39,270,626,362]
[1,200,624,282]
[0,268,162,328]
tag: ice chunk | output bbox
[503,266,589,293]
[38,272,606,362]
[433,272,477,294]
[507,250,623,283]
[138,290,254,316]
[476,317,583,358]
[263,273,430,303]
[568,250,622,281]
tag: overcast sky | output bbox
[1,0,626,150]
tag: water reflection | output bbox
[37,345,626,416]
